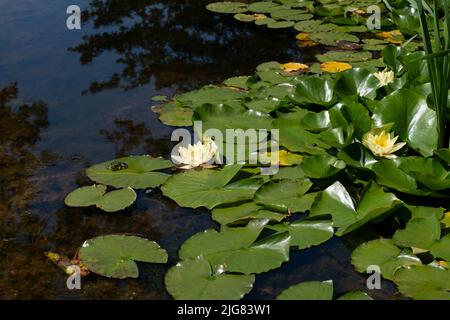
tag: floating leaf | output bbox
[393,216,441,251]
[161,165,261,209]
[269,220,333,250]
[78,235,168,279]
[309,32,359,46]
[277,281,333,300]
[206,2,248,14]
[395,265,450,300]
[334,68,381,99]
[281,62,309,72]
[212,201,287,225]
[373,89,438,157]
[254,179,314,213]
[338,290,373,300]
[86,156,172,189]
[65,185,137,212]
[316,51,372,63]
[300,153,346,178]
[320,61,352,73]
[179,219,290,274]
[351,239,421,280]
[165,257,254,300]
[310,181,401,235]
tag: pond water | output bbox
[0,0,400,299]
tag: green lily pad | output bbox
[316,51,372,63]
[223,76,251,89]
[430,234,450,261]
[277,280,333,300]
[393,216,441,251]
[395,157,450,191]
[371,160,425,195]
[394,265,450,300]
[179,219,290,274]
[247,1,281,13]
[65,185,137,212]
[212,201,288,225]
[254,179,314,213]
[300,153,346,178]
[269,220,334,250]
[271,10,312,21]
[293,76,336,107]
[234,13,257,22]
[159,108,193,127]
[78,235,168,279]
[351,239,421,280]
[373,88,438,157]
[165,257,255,300]
[294,20,324,32]
[177,85,246,110]
[161,165,261,209]
[309,32,359,46]
[337,290,373,300]
[334,68,381,99]
[206,2,248,14]
[193,104,273,143]
[86,156,172,189]
[310,181,401,235]
[267,20,295,28]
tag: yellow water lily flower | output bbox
[172,137,219,169]
[374,68,395,86]
[282,62,309,72]
[362,130,406,158]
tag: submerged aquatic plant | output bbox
[363,130,406,158]
[172,137,219,169]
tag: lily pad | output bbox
[78,235,168,279]
[338,290,373,300]
[393,216,441,251]
[372,89,438,157]
[161,165,261,209]
[277,280,333,300]
[254,179,315,213]
[351,239,421,280]
[86,156,172,189]
[212,201,288,225]
[65,185,137,212]
[310,181,401,235]
[179,219,290,274]
[394,265,450,300]
[165,257,255,300]
[316,51,372,63]
[309,32,359,46]
[269,220,334,250]
[300,153,346,178]
[206,2,248,14]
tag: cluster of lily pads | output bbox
[204,0,424,66]
[55,1,450,300]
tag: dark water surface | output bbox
[0,0,399,299]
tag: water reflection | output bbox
[0,83,49,213]
[71,0,299,93]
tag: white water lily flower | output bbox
[363,130,406,159]
[172,137,219,169]
[374,68,395,86]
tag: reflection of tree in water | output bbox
[71,0,298,93]
[0,83,49,213]
[99,118,172,158]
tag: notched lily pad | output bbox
[65,185,137,212]
[86,156,172,189]
[78,235,168,279]
[165,257,255,300]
